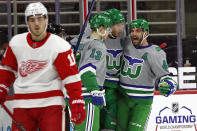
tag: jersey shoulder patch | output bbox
[141,52,148,60]
[162,60,168,70]
[155,46,162,51]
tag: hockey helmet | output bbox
[90,13,112,29]
[47,23,65,35]
[25,2,48,22]
[104,8,125,25]
[130,18,149,33]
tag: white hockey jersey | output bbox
[0,32,82,108]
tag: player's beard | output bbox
[132,36,143,48]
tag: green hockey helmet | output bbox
[130,18,149,33]
[104,8,125,24]
[90,13,112,29]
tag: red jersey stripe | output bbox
[154,90,197,95]
[14,90,64,100]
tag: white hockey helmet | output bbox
[25,2,48,22]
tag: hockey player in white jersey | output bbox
[72,13,112,131]
[117,18,178,131]
[0,2,86,131]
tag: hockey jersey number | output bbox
[68,53,76,66]
[90,49,102,60]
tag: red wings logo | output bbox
[19,60,48,77]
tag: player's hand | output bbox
[0,85,8,103]
[158,77,177,97]
[91,90,106,106]
[69,97,86,125]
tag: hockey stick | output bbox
[1,102,26,131]
[65,106,70,131]
[74,0,96,54]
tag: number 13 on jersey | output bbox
[90,49,102,60]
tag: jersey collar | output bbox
[136,43,152,49]
[27,32,51,49]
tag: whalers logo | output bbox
[19,60,48,77]
[121,55,144,79]
[106,49,122,70]
[107,49,122,58]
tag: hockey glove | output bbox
[69,97,86,125]
[0,85,8,103]
[158,76,177,97]
[91,90,106,106]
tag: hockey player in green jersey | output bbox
[73,13,112,131]
[100,8,126,131]
[117,18,178,131]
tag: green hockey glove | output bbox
[158,76,177,97]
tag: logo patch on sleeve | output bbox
[141,52,148,60]
[162,60,168,70]
[155,47,162,51]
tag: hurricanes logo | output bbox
[19,60,48,77]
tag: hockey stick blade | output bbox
[1,102,26,131]
[74,0,96,54]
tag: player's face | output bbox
[130,28,144,46]
[27,15,48,37]
[103,27,111,41]
[111,23,124,37]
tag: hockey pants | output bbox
[117,94,151,131]
[12,105,66,131]
[100,87,117,130]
